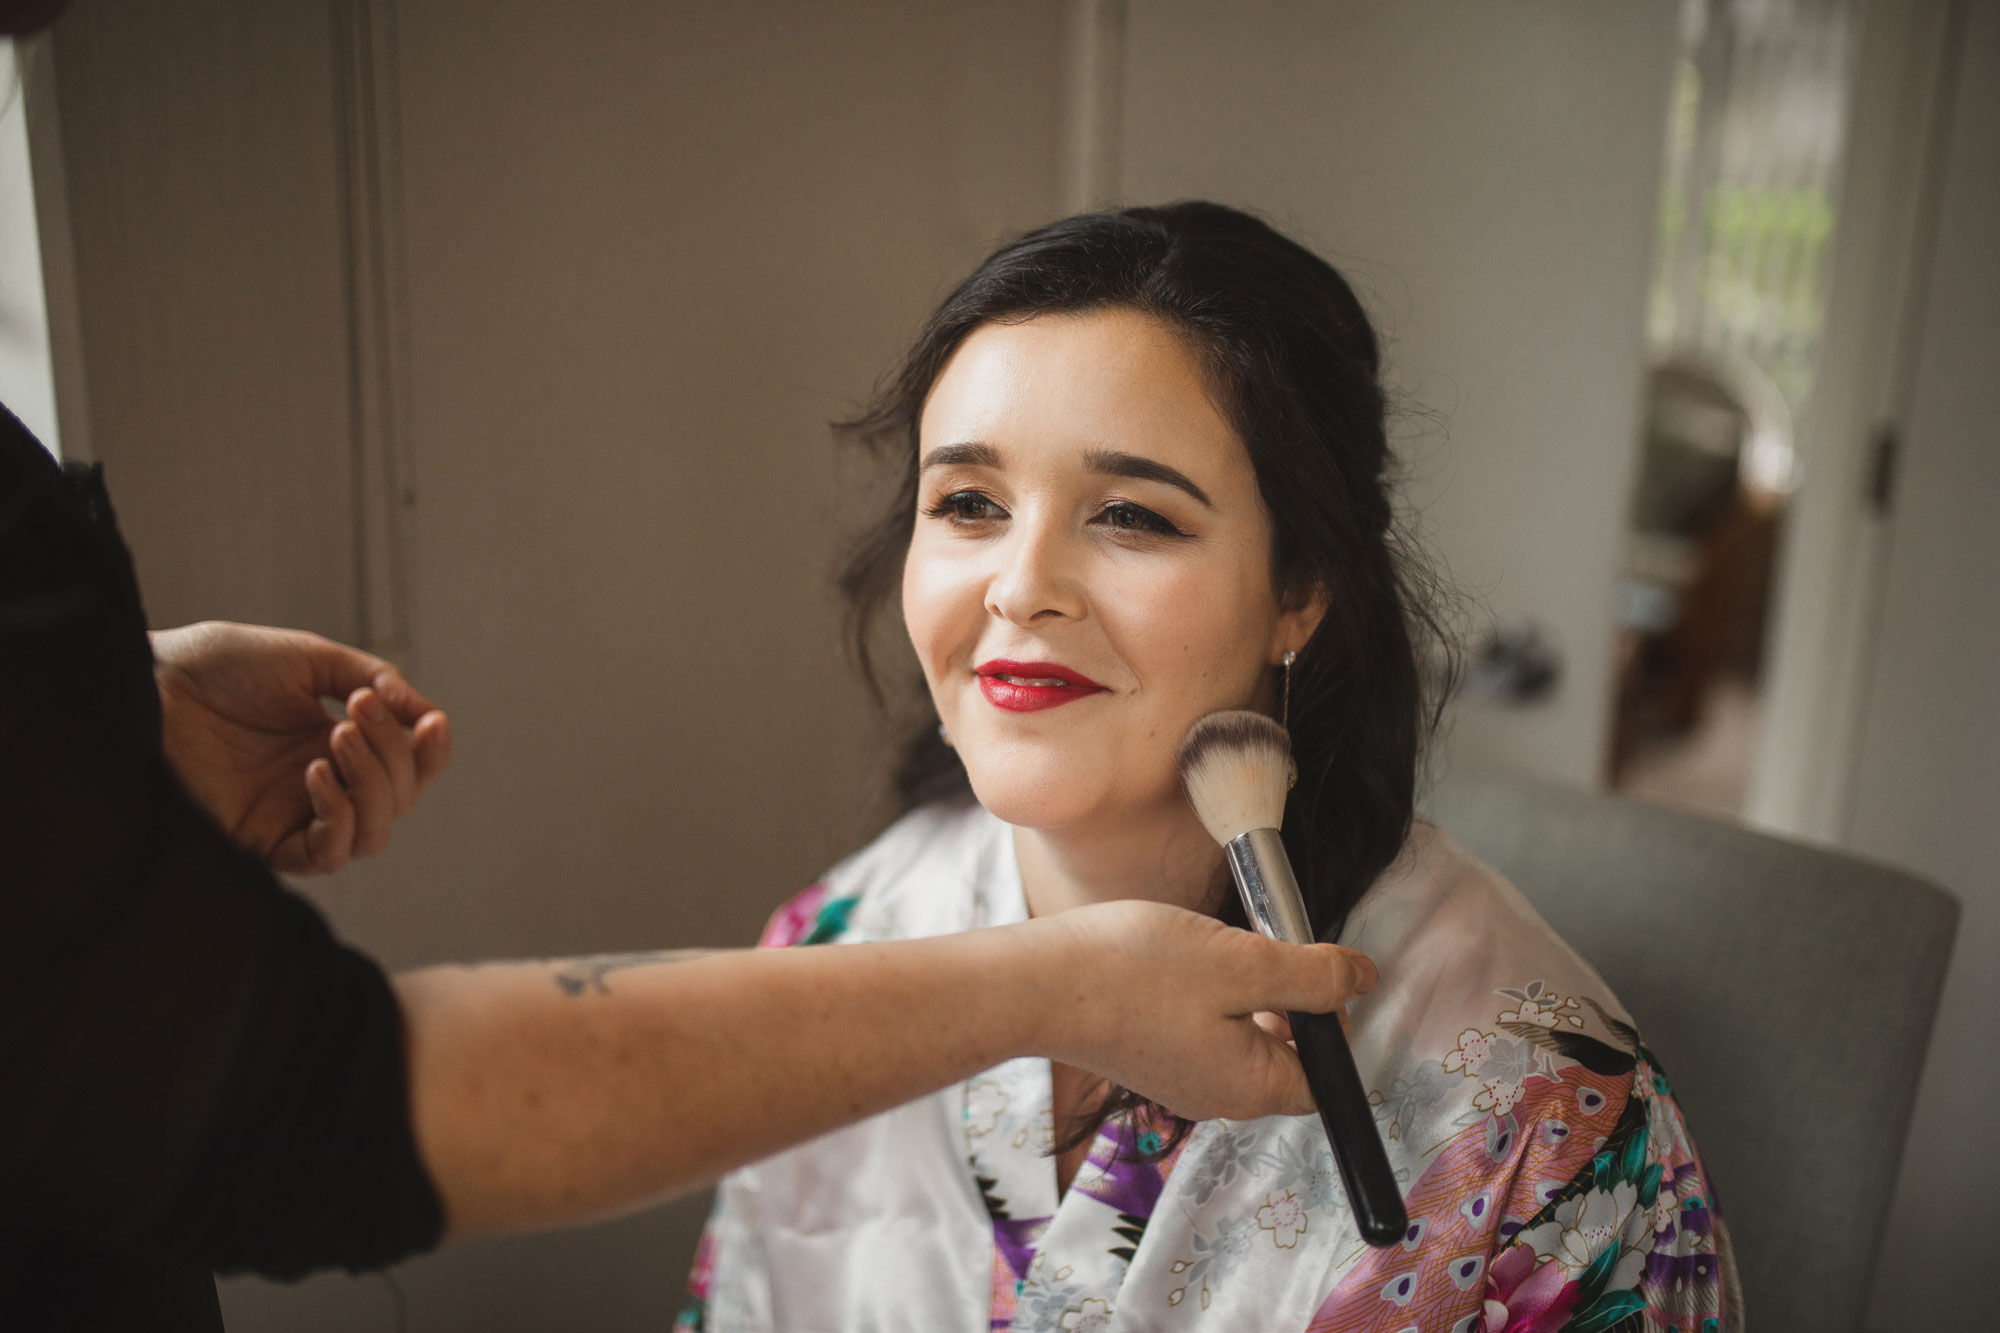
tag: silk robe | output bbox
[677,803,1737,1332]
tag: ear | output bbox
[1271,577,1331,662]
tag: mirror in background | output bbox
[1609,0,1854,816]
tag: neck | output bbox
[1014,796,1227,918]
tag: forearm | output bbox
[397,925,1063,1239]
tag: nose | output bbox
[985,511,1086,627]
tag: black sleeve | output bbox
[0,404,444,1279]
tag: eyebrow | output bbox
[1083,448,1215,509]
[918,442,1001,470]
[919,441,1215,510]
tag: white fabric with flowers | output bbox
[675,802,1737,1333]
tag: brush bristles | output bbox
[1177,710,1294,845]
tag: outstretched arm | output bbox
[399,902,1375,1239]
[0,441,1361,1280]
[140,620,1370,1249]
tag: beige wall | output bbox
[252,4,1071,1327]
[1116,0,1678,789]
[44,2,359,638]
[42,1,1068,1327]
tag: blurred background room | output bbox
[2,1,1993,1328]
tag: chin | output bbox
[957,749,1112,830]
[964,771,1095,830]
[958,731,1178,831]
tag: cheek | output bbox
[900,536,983,678]
[1100,550,1276,711]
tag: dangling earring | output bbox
[1280,650,1296,730]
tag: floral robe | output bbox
[676,803,1737,1332]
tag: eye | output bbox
[923,489,1007,524]
[1094,500,1187,538]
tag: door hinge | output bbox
[1867,422,1901,515]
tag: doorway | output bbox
[1609,0,1856,817]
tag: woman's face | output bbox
[902,307,1323,831]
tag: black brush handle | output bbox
[1220,826,1406,1246]
[1287,1007,1407,1247]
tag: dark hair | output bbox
[837,201,1456,1147]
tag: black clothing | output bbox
[0,406,444,1330]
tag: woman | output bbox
[678,204,1736,1332]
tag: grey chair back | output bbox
[1422,771,1959,1331]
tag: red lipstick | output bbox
[974,659,1109,713]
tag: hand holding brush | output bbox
[1178,710,1408,1248]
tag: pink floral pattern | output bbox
[755,881,833,948]
[1306,1004,1731,1333]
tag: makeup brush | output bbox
[1177,710,1407,1248]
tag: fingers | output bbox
[1339,946,1379,995]
[1140,1021,1317,1123]
[348,688,418,816]
[295,630,439,727]
[346,684,450,801]
[299,633,396,705]
[322,686,450,864]
[368,666,440,726]
[412,708,452,789]
[331,716,396,857]
[306,758,356,871]
[1047,905,1379,1122]
[1244,1028,1318,1118]
[1250,1007,1353,1053]
[1252,1010,1294,1043]
[270,758,357,875]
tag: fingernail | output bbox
[354,692,381,721]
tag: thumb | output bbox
[1258,940,1378,1016]
[367,666,439,725]
[298,633,435,722]
[297,632,391,698]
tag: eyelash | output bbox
[923,490,1006,524]
[921,490,1189,539]
[1097,500,1189,538]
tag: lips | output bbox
[974,658,1109,713]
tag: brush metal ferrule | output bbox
[1224,827,1315,946]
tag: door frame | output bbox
[1744,0,1961,844]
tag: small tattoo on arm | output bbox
[446,950,712,994]
[549,950,709,996]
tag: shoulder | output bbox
[1346,821,1638,1055]
[1297,826,1733,1329]
[1305,1042,1731,1332]
[757,800,1007,948]
[1339,819,1650,1192]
